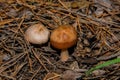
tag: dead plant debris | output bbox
[0,0,120,80]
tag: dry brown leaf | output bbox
[44,72,61,80]
[70,61,79,70]
[71,0,90,9]
[64,0,90,9]
[92,70,106,76]
[62,70,81,80]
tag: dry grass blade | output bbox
[32,49,49,73]
[30,66,42,80]
[0,53,25,73]
[11,62,27,77]
[0,73,16,80]
[16,0,36,9]
[0,18,18,27]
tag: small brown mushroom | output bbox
[50,25,77,61]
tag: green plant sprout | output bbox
[86,57,120,76]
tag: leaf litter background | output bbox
[0,0,120,80]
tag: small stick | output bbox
[58,0,68,9]
[30,66,42,80]
[32,49,49,72]
[97,50,120,61]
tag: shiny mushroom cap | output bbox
[50,25,77,49]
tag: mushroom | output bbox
[50,25,77,62]
[25,23,50,44]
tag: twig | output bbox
[0,53,26,73]
[97,50,120,61]
[55,7,120,27]
[0,74,16,80]
[11,62,27,77]
[30,66,42,80]
[58,0,68,9]
[32,49,49,72]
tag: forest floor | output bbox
[0,0,120,80]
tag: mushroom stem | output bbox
[60,49,69,62]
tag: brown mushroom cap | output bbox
[50,25,77,49]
